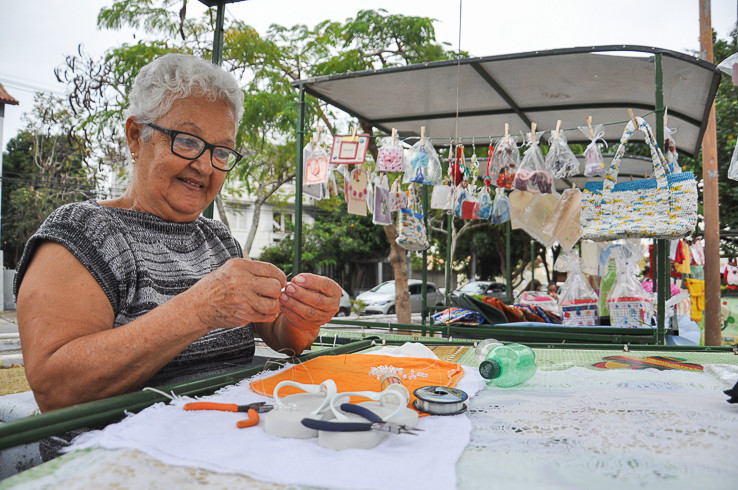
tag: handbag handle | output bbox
[602,116,669,197]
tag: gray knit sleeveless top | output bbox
[14,200,255,386]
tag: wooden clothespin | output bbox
[663,107,669,127]
[504,123,510,144]
[554,119,562,141]
[530,122,537,144]
[349,126,358,142]
[420,126,426,146]
[311,124,322,148]
[391,128,397,143]
[627,109,638,129]
[586,116,594,139]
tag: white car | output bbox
[334,288,351,317]
[356,280,445,315]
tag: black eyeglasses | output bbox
[146,123,243,172]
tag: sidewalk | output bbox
[0,310,21,366]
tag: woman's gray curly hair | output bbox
[126,53,244,141]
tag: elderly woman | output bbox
[15,53,340,416]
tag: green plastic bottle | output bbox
[478,343,537,387]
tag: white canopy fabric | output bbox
[293,45,721,158]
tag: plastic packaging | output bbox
[545,130,579,179]
[513,130,553,194]
[404,137,442,185]
[477,185,492,220]
[554,251,599,326]
[599,257,617,318]
[729,142,738,182]
[578,121,607,177]
[664,125,682,173]
[490,187,510,224]
[491,135,520,189]
[607,243,652,328]
[479,343,537,387]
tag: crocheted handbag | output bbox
[581,116,697,241]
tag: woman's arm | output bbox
[255,273,341,356]
[18,242,286,411]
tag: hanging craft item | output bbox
[403,127,442,185]
[347,168,368,216]
[388,176,408,212]
[512,123,553,194]
[453,185,468,219]
[477,185,492,220]
[509,190,559,247]
[578,116,607,177]
[396,184,430,251]
[491,123,519,189]
[608,244,653,328]
[450,143,465,186]
[376,129,405,172]
[372,174,392,226]
[554,251,599,326]
[663,110,682,173]
[545,120,579,179]
[481,138,494,185]
[461,186,480,220]
[541,187,582,250]
[581,113,698,241]
[365,174,375,214]
[330,129,370,165]
[304,143,329,185]
[729,142,738,182]
[490,187,510,224]
[430,180,453,210]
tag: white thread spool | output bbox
[380,372,410,405]
[413,386,468,415]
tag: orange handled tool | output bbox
[183,401,273,429]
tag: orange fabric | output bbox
[249,354,465,416]
[483,297,524,322]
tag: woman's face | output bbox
[126,96,236,222]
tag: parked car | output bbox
[334,288,351,317]
[356,280,444,315]
[452,281,508,301]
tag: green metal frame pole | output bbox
[203,1,227,219]
[530,238,535,288]
[655,53,667,345]
[293,86,305,274]
[506,220,512,303]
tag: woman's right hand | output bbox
[190,258,287,330]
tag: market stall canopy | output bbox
[293,45,721,158]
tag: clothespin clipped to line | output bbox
[420,126,426,146]
[311,124,322,147]
[391,128,397,143]
[530,122,537,145]
[664,107,669,127]
[586,115,594,139]
[627,109,638,129]
[504,123,510,144]
[554,119,562,141]
[348,126,358,142]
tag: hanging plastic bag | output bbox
[430,181,453,210]
[509,190,559,247]
[728,142,738,181]
[490,187,510,224]
[608,243,652,328]
[304,143,330,185]
[404,137,442,185]
[453,185,468,219]
[491,134,519,189]
[554,251,599,326]
[545,127,579,179]
[388,176,407,212]
[513,128,553,194]
[365,174,375,214]
[372,174,392,226]
[477,185,493,220]
[578,119,607,177]
[376,137,405,173]
[396,184,430,251]
[461,186,480,220]
[664,125,682,173]
[541,187,582,250]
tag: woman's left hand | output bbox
[279,273,341,333]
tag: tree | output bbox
[2,93,99,268]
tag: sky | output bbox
[1,0,737,153]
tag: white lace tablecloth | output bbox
[457,366,738,490]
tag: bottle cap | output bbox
[479,359,502,379]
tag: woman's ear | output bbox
[125,117,142,157]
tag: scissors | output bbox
[183,401,273,428]
[301,403,422,435]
